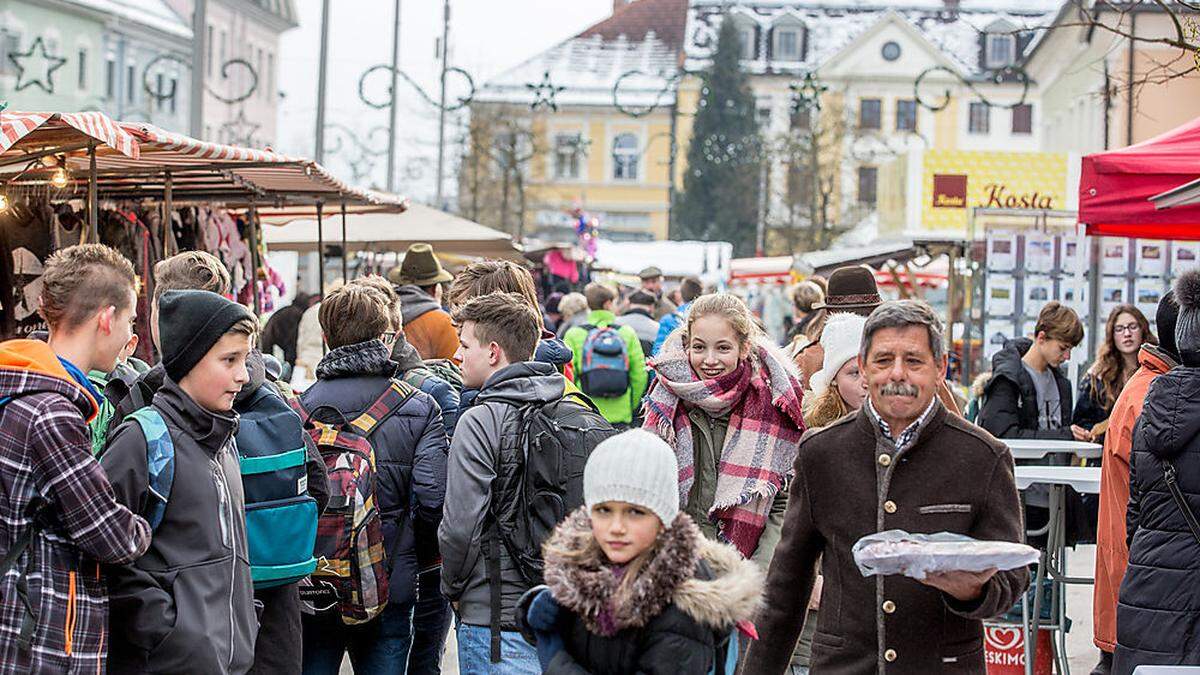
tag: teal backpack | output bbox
[128,385,318,589]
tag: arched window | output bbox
[612,133,639,181]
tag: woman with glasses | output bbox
[1074,305,1156,441]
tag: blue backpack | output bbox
[128,384,319,589]
[579,324,630,398]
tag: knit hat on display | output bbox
[584,429,680,526]
[1173,271,1200,367]
[809,313,867,396]
[158,290,255,382]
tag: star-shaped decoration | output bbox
[220,109,261,147]
[789,72,828,115]
[9,37,67,94]
[526,71,565,112]
[566,135,591,159]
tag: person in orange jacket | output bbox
[1091,291,1179,675]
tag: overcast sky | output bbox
[277,0,613,205]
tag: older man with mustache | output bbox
[745,300,1029,675]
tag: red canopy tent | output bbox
[1079,115,1200,239]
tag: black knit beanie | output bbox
[158,290,255,382]
[1156,289,1180,363]
[1174,271,1200,367]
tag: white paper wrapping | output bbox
[852,530,1039,579]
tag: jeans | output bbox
[301,600,415,675]
[408,568,453,674]
[456,623,540,675]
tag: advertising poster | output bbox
[1061,238,1083,276]
[1135,281,1164,320]
[985,320,1015,360]
[1024,275,1053,311]
[1174,243,1200,274]
[988,232,1016,271]
[1025,234,1054,273]
[1101,278,1128,316]
[1136,241,1166,277]
[987,275,1016,316]
[1102,239,1129,276]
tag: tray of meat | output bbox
[852,530,1039,579]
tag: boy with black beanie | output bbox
[102,290,260,674]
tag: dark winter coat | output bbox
[521,509,762,675]
[0,341,152,674]
[299,339,449,607]
[391,333,460,438]
[978,337,1075,440]
[260,296,309,367]
[1115,366,1200,673]
[459,333,576,411]
[744,401,1029,674]
[438,361,566,627]
[102,378,258,674]
[1073,373,1112,436]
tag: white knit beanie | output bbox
[584,429,680,526]
[810,313,867,396]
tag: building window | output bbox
[791,106,812,131]
[553,133,582,180]
[126,64,136,103]
[219,30,227,74]
[773,28,801,61]
[0,32,19,76]
[757,106,771,128]
[1012,103,1033,134]
[169,76,177,114]
[206,25,214,76]
[267,52,275,101]
[969,102,990,134]
[895,99,917,131]
[985,33,1015,69]
[77,48,87,90]
[881,41,902,62]
[105,55,115,98]
[739,26,756,60]
[859,98,882,130]
[858,166,878,206]
[612,133,639,181]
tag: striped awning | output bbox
[0,111,401,208]
[0,111,138,158]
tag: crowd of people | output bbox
[0,239,1198,675]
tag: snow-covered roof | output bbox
[476,0,687,109]
[684,0,1057,77]
[68,0,192,39]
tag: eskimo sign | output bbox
[932,174,1055,210]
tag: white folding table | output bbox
[1014,466,1102,675]
[1004,439,1103,462]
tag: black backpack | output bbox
[482,392,617,661]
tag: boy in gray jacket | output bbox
[102,290,259,674]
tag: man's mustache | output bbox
[880,382,919,397]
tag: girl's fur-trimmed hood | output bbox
[543,508,763,636]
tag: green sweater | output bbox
[564,309,648,425]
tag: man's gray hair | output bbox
[860,300,946,362]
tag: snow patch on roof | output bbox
[67,0,191,39]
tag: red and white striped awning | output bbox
[0,111,138,158]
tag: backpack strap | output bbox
[1162,459,1200,546]
[348,379,419,438]
[128,408,175,531]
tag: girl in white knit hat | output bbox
[803,312,868,430]
[517,429,762,674]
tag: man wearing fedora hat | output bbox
[638,266,677,321]
[798,266,961,415]
[390,243,459,361]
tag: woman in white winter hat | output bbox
[803,312,868,429]
[516,429,762,674]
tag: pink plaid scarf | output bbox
[643,334,806,558]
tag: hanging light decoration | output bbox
[0,194,9,212]
[50,167,69,189]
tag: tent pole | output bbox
[248,201,261,316]
[341,201,348,281]
[163,171,173,257]
[87,141,98,243]
[316,201,326,298]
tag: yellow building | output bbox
[464,0,687,242]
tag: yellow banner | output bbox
[920,150,1068,232]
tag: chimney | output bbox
[614,0,631,15]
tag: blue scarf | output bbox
[58,356,104,405]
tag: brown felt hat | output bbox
[812,265,882,316]
[392,243,453,287]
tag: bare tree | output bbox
[458,104,545,241]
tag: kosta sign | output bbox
[932,174,1055,210]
